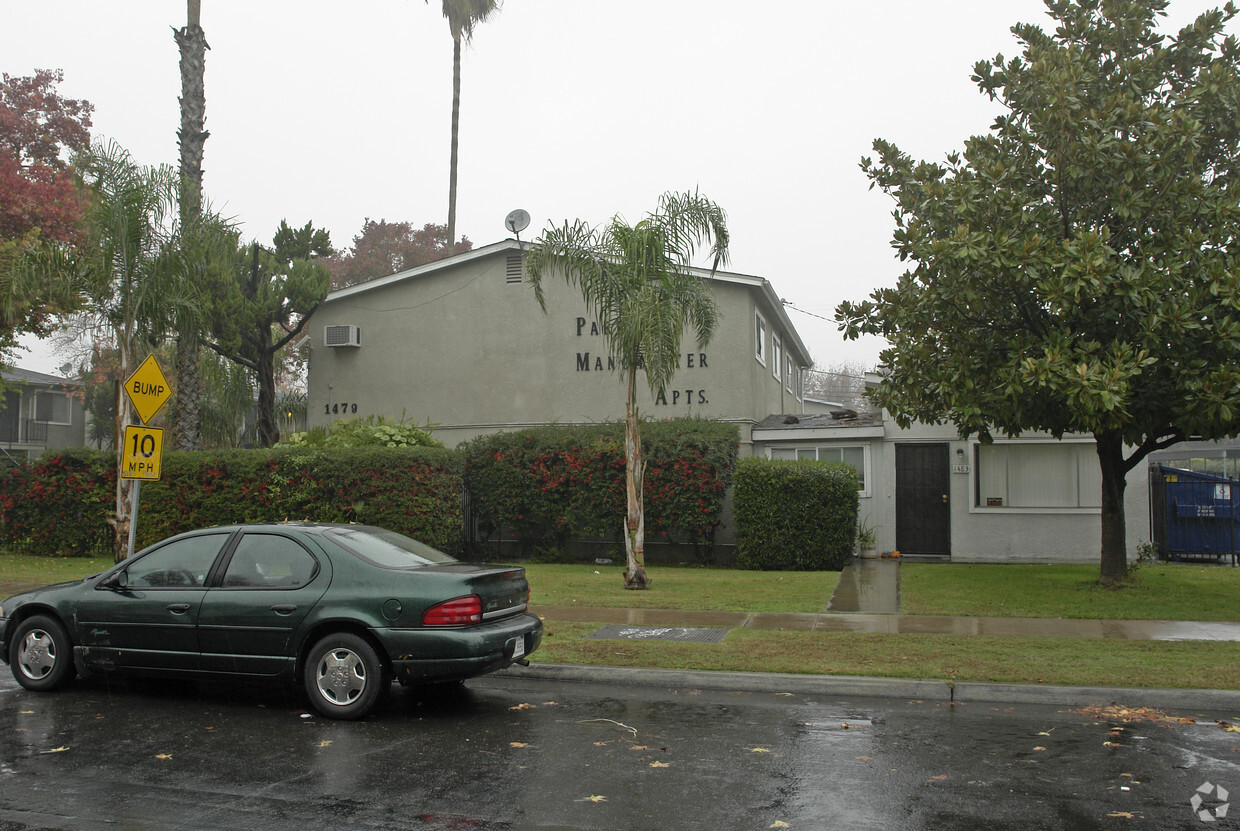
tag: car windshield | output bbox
[324,526,458,569]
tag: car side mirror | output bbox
[100,570,129,591]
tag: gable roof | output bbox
[1,366,82,387]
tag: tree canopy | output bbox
[836,0,1240,582]
[330,219,471,289]
[0,69,93,362]
[208,220,331,447]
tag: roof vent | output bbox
[506,253,524,283]
[324,325,361,348]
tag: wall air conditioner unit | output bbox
[324,325,361,347]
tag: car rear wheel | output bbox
[304,633,386,720]
[11,615,76,692]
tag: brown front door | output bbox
[895,443,951,558]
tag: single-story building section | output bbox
[752,409,1150,563]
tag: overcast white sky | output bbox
[6,0,1235,376]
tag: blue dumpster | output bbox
[1155,466,1240,561]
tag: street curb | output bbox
[497,663,1240,712]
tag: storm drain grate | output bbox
[589,625,730,643]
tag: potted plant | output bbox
[857,520,878,559]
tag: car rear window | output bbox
[324,526,458,569]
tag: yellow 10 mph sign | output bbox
[122,425,164,481]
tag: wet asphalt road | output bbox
[3,670,1240,830]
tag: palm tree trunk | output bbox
[447,36,461,248]
[173,2,210,450]
[623,366,650,590]
[112,344,136,562]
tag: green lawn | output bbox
[0,552,112,586]
[524,563,840,613]
[899,562,1240,621]
[535,621,1240,690]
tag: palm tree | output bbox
[434,0,500,247]
[525,191,729,590]
[76,141,182,559]
[172,0,210,450]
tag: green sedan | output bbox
[0,523,542,720]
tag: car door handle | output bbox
[270,604,298,615]
[166,603,191,614]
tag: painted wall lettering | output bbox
[576,353,617,372]
[654,389,709,406]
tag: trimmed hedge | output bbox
[0,447,464,557]
[0,447,116,557]
[733,457,859,571]
[461,420,739,560]
[0,421,740,562]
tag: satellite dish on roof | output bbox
[504,209,531,241]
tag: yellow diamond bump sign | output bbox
[125,355,172,424]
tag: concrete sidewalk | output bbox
[530,603,1240,641]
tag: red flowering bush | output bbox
[0,448,115,556]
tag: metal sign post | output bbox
[121,357,172,559]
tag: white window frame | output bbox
[971,439,1101,514]
[768,444,871,497]
[786,356,796,394]
[755,312,767,365]
[771,335,782,380]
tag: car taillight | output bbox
[423,595,482,626]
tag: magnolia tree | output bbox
[837,0,1240,583]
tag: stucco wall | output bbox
[308,244,809,448]
[859,421,1150,563]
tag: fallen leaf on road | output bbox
[1033,747,1047,752]
[929,775,948,781]
[578,795,607,803]
[40,747,69,754]
[510,703,535,711]
[1108,812,1140,818]
[317,741,332,748]
[510,742,529,748]
[1073,705,1190,725]
[751,748,771,754]
[770,822,791,829]
[155,754,172,760]
[1104,741,1123,747]
[650,761,670,768]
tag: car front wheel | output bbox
[11,615,76,692]
[304,633,386,720]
